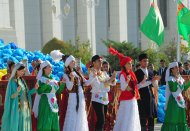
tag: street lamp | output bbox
[64,0,70,16]
[52,0,70,17]
[52,0,56,16]
[51,0,71,41]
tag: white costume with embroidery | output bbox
[63,72,89,131]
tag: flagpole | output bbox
[176,0,181,62]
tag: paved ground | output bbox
[155,123,162,131]
[0,123,163,131]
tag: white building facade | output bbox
[0,0,184,55]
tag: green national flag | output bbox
[181,10,190,25]
[177,1,190,42]
[140,2,164,46]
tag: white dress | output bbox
[113,75,141,131]
[63,72,89,131]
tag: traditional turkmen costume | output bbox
[89,55,116,131]
[135,54,157,131]
[34,61,65,131]
[161,62,190,131]
[108,47,141,131]
[1,62,36,131]
[63,55,89,131]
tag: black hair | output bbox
[91,55,101,63]
[139,53,148,61]
[136,63,140,68]
[35,63,41,71]
[7,61,15,73]
[42,65,49,76]
[62,55,70,62]
[178,62,182,67]
[170,68,173,76]
[17,65,25,71]
[184,61,189,65]
[8,62,15,69]
[102,61,108,65]
[160,59,165,62]
[13,64,25,81]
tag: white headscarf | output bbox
[65,55,75,67]
[50,50,64,62]
[9,62,25,80]
[165,62,178,82]
[36,61,52,80]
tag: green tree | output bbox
[144,48,168,70]
[73,38,92,64]
[42,38,74,54]
[159,41,177,63]
[103,40,142,71]
[41,37,92,64]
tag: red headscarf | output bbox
[108,47,132,66]
[108,47,136,82]
[108,47,140,99]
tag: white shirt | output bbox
[89,71,112,105]
[120,74,129,91]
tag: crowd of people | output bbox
[1,48,190,131]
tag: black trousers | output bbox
[92,101,108,130]
[140,117,154,131]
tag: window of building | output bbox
[158,0,167,27]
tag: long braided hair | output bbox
[63,55,84,112]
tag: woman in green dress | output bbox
[1,62,38,131]
[161,62,190,131]
[35,61,65,131]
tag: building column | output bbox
[52,0,62,40]
[40,0,62,46]
[23,0,41,51]
[0,0,17,44]
[14,0,26,48]
[109,0,128,42]
[0,0,11,28]
[77,0,96,55]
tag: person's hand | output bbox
[69,72,75,82]
[142,75,147,84]
[93,69,97,77]
[152,75,160,82]
[76,66,82,73]
[34,83,39,89]
[112,71,117,78]
[46,80,50,84]
[127,75,131,82]
[17,86,21,92]
[60,78,66,84]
